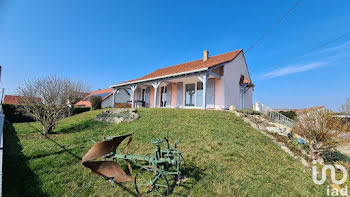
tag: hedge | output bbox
[2,104,36,123]
[73,107,91,115]
[279,111,297,120]
[2,104,91,123]
[90,96,102,110]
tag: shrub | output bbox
[90,96,102,110]
[279,111,297,120]
[73,107,90,115]
[293,109,350,162]
[16,75,89,135]
[2,104,35,123]
[238,108,261,115]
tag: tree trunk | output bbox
[68,107,74,117]
[43,125,55,136]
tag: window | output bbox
[196,82,203,107]
[185,84,195,106]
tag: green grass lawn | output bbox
[4,108,328,196]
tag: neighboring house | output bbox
[110,49,254,110]
[3,95,42,104]
[75,88,130,108]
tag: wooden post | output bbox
[152,82,160,108]
[130,85,137,108]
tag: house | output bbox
[3,95,42,105]
[75,88,130,108]
[110,49,254,110]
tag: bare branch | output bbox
[340,98,350,114]
[16,75,89,135]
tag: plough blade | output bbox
[83,161,133,182]
[82,133,133,183]
[82,133,132,162]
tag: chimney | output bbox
[203,50,209,62]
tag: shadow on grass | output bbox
[54,119,103,134]
[165,165,206,196]
[27,124,139,196]
[27,124,82,161]
[3,123,48,197]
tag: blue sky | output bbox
[0,0,349,110]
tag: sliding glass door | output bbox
[185,84,195,106]
[185,82,205,107]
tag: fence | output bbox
[253,102,295,127]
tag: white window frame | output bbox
[158,85,167,108]
[183,81,202,109]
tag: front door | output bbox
[160,86,167,107]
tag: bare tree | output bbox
[17,75,89,136]
[293,109,350,163]
[340,98,350,114]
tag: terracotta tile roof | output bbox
[112,49,243,87]
[239,75,254,87]
[75,89,114,107]
[75,100,92,107]
[3,95,42,105]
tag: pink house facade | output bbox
[110,49,254,110]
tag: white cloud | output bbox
[262,62,327,79]
[320,40,350,53]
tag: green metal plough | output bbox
[82,133,185,196]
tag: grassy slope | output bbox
[4,109,328,196]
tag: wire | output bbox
[244,0,303,54]
[264,31,350,70]
[300,31,350,56]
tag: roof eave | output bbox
[110,67,210,88]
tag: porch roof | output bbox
[111,49,242,88]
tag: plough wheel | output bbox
[135,166,169,197]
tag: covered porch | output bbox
[111,69,223,110]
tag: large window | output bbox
[185,84,195,106]
[196,82,203,107]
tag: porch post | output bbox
[242,87,245,109]
[198,72,208,110]
[130,85,137,108]
[112,88,118,108]
[152,81,160,108]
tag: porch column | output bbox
[198,72,208,110]
[152,81,160,108]
[112,88,118,108]
[130,85,137,108]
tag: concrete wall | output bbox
[0,113,4,195]
[150,87,154,108]
[102,89,130,108]
[101,96,113,108]
[115,89,130,103]
[171,83,177,107]
[223,52,253,109]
